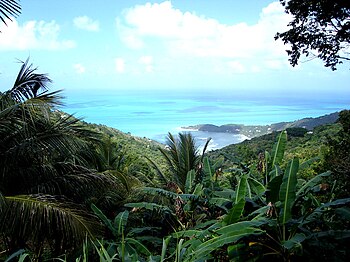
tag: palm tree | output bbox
[158,132,210,192]
[0,0,21,28]
[0,60,118,257]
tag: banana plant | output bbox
[171,130,350,261]
[91,204,152,261]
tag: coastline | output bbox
[152,129,250,151]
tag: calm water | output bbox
[62,89,349,150]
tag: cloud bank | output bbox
[0,19,75,50]
[117,1,293,73]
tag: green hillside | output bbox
[207,123,342,179]
[183,112,339,138]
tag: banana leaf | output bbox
[266,175,283,204]
[115,210,129,237]
[248,176,266,199]
[282,233,306,250]
[192,224,264,260]
[202,157,213,188]
[223,198,246,225]
[235,174,247,204]
[185,169,196,194]
[279,157,299,225]
[271,130,287,168]
[296,171,331,197]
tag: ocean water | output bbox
[62,89,349,150]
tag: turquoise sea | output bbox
[62,89,349,150]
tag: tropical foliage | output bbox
[0,60,122,259]
[1,62,349,261]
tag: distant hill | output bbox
[207,121,342,175]
[183,112,339,138]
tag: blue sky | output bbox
[0,0,349,99]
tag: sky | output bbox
[0,0,349,99]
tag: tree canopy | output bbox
[275,0,350,70]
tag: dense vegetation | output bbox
[0,60,349,261]
[1,0,350,261]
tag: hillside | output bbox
[183,112,339,138]
[207,122,341,177]
[82,121,168,171]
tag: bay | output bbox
[62,89,349,150]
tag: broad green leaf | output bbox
[161,237,171,262]
[223,198,246,225]
[266,175,283,203]
[202,157,213,188]
[271,130,287,168]
[193,227,263,259]
[193,183,203,197]
[115,210,129,237]
[235,174,247,204]
[208,197,231,211]
[248,176,266,198]
[185,169,196,194]
[279,158,299,225]
[296,171,331,197]
[282,233,306,250]
[216,220,266,235]
[213,188,235,199]
[249,206,270,220]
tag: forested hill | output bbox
[207,122,342,173]
[183,112,339,138]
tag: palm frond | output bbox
[28,167,120,201]
[201,137,212,162]
[0,194,103,253]
[159,133,200,191]
[11,58,52,102]
[0,0,21,28]
[144,155,169,186]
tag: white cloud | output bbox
[73,63,86,74]
[117,1,293,72]
[115,58,126,73]
[227,61,246,74]
[138,55,154,72]
[0,19,75,50]
[73,16,100,31]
